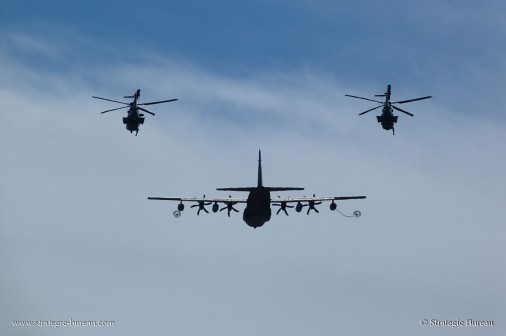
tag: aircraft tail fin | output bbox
[258,150,263,187]
[217,150,304,192]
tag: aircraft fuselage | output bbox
[243,187,272,228]
[215,150,303,228]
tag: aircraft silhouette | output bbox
[346,85,432,134]
[93,89,178,135]
[148,151,366,229]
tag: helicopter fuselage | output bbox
[377,105,398,131]
[123,104,144,133]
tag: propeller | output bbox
[305,202,322,214]
[191,196,212,215]
[301,195,322,215]
[393,96,432,104]
[347,88,431,117]
[138,107,156,116]
[99,106,129,114]
[358,105,382,116]
[345,95,382,104]
[220,196,239,217]
[220,203,239,217]
[92,96,129,105]
[273,201,294,216]
[392,105,414,117]
[139,98,178,106]
[93,93,177,117]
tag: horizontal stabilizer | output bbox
[266,187,304,192]
[217,187,304,192]
[217,187,256,192]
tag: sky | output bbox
[1,1,505,335]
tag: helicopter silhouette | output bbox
[93,89,178,135]
[346,85,431,134]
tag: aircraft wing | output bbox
[148,196,247,203]
[148,195,365,217]
[271,195,366,216]
[148,196,248,218]
[271,195,366,203]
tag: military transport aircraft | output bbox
[148,151,366,229]
[345,84,432,135]
[93,89,178,136]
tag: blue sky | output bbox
[1,1,505,335]
[3,0,506,119]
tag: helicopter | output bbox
[92,89,178,135]
[345,85,431,134]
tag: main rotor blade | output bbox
[393,96,432,104]
[138,107,155,116]
[358,105,382,115]
[100,106,129,114]
[392,105,414,117]
[345,95,382,104]
[92,96,129,105]
[139,98,178,106]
